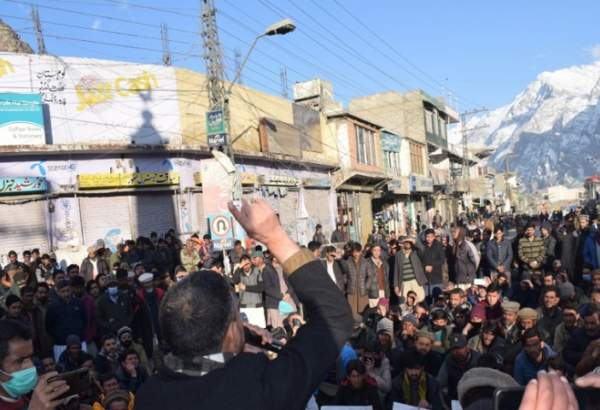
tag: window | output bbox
[432,110,439,135]
[384,151,400,170]
[440,118,447,139]
[355,124,376,165]
[425,110,433,133]
[409,142,425,175]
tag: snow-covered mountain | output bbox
[452,61,600,190]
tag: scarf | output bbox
[401,372,427,405]
[162,352,234,377]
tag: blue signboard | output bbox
[0,177,47,195]
[0,93,46,145]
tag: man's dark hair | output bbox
[36,282,49,292]
[493,224,504,233]
[346,359,366,375]
[67,264,79,273]
[424,229,435,236]
[316,224,322,229]
[119,349,139,363]
[150,232,157,238]
[240,255,251,263]
[583,304,600,319]
[481,321,498,335]
[521,328,542,343]
[86,280,98,294]
[543,286,559,298]
[561,301,579,312]
[449,288,464,297]
[100,334,116,346]
[70,275,85,288]
[98,373,118,385]
[307,241,321,252]
[41,253,50,260]
[350,242,362,253]
[21,286,35,296]
[0,320,32,364]
[234,240,242,246]
[8,250,16,258]
[324,245,336,255]
[403,353,424,370]
[486,283,501,294]
[203,234,211,240]
[52,270,65,280]
[115,269,128,280]
[22,250,31,257]
[160,270,234,357]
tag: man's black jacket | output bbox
[135,251,353,410]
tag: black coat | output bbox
[261,263,296,310]
[321,259,346,292]
[135,256,353,410]
[416,240,446,284]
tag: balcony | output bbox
[426,131,448,149]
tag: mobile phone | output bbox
[494,385,600,410]
[47,368,90,401]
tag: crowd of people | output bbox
[2,201,600,409]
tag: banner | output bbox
[0,92,45,145]
[51,197,82,249]
[0,53,182,145]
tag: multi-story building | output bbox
[0,52,339,262]
[350,90,459,230]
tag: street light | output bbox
[226,18,296,96]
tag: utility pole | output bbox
[234,47,242,85]
[160,23,171,66]
[280,65,289,99]
[30,6,46,55]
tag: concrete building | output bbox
[0,53,339,263]
[350,90,458,230]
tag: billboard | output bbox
[0,92,45,145]
[0,53,182,145]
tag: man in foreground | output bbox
[135,198,353,410]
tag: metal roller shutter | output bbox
[267,190,299,242]
[130,192,178,238]
[0,200,49,258]
[80,195,132,246]
[194,192,209,236]
[303,188,333,240]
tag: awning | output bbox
[332,169,389,192]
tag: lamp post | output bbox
[223,18,296,161]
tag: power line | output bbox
[1,13,190,45]
[1,0,198,35]
[331,0,483,108]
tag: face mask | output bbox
[0,366,38,398]
[107,287,118,296]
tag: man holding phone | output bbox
[0,320,70,409]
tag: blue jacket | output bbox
[514,345,555,385]
[45,297,86,345]
[486,238,513,272]
[583,234,600,270]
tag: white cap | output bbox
[138,272,154,284]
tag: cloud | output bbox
[588,44,600,60]
[91,18,102,30]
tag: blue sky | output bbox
[2,0,600,111]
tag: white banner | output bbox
[50,197,82,249]
[0,53,182,145]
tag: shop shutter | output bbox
[0,200,49,258]
[130,192,178,238]
[80,195,132,247]
[194,192,209,236]
[303,188,334,240]
[274,190,299,242]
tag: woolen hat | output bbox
[457,367,518,403]
[559,282,576,300]
[517,307,538,321]
[102,390,130,408]
[501,301,520,313]
[251,250,264,258]
[470,303,486,320]
[416,330,435,342]
[65,334,81,347]
[376,318,394,336]
[402,314,418,327]
[117,326,132,339]
[138,272,154,284]
[448,333,467,350]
